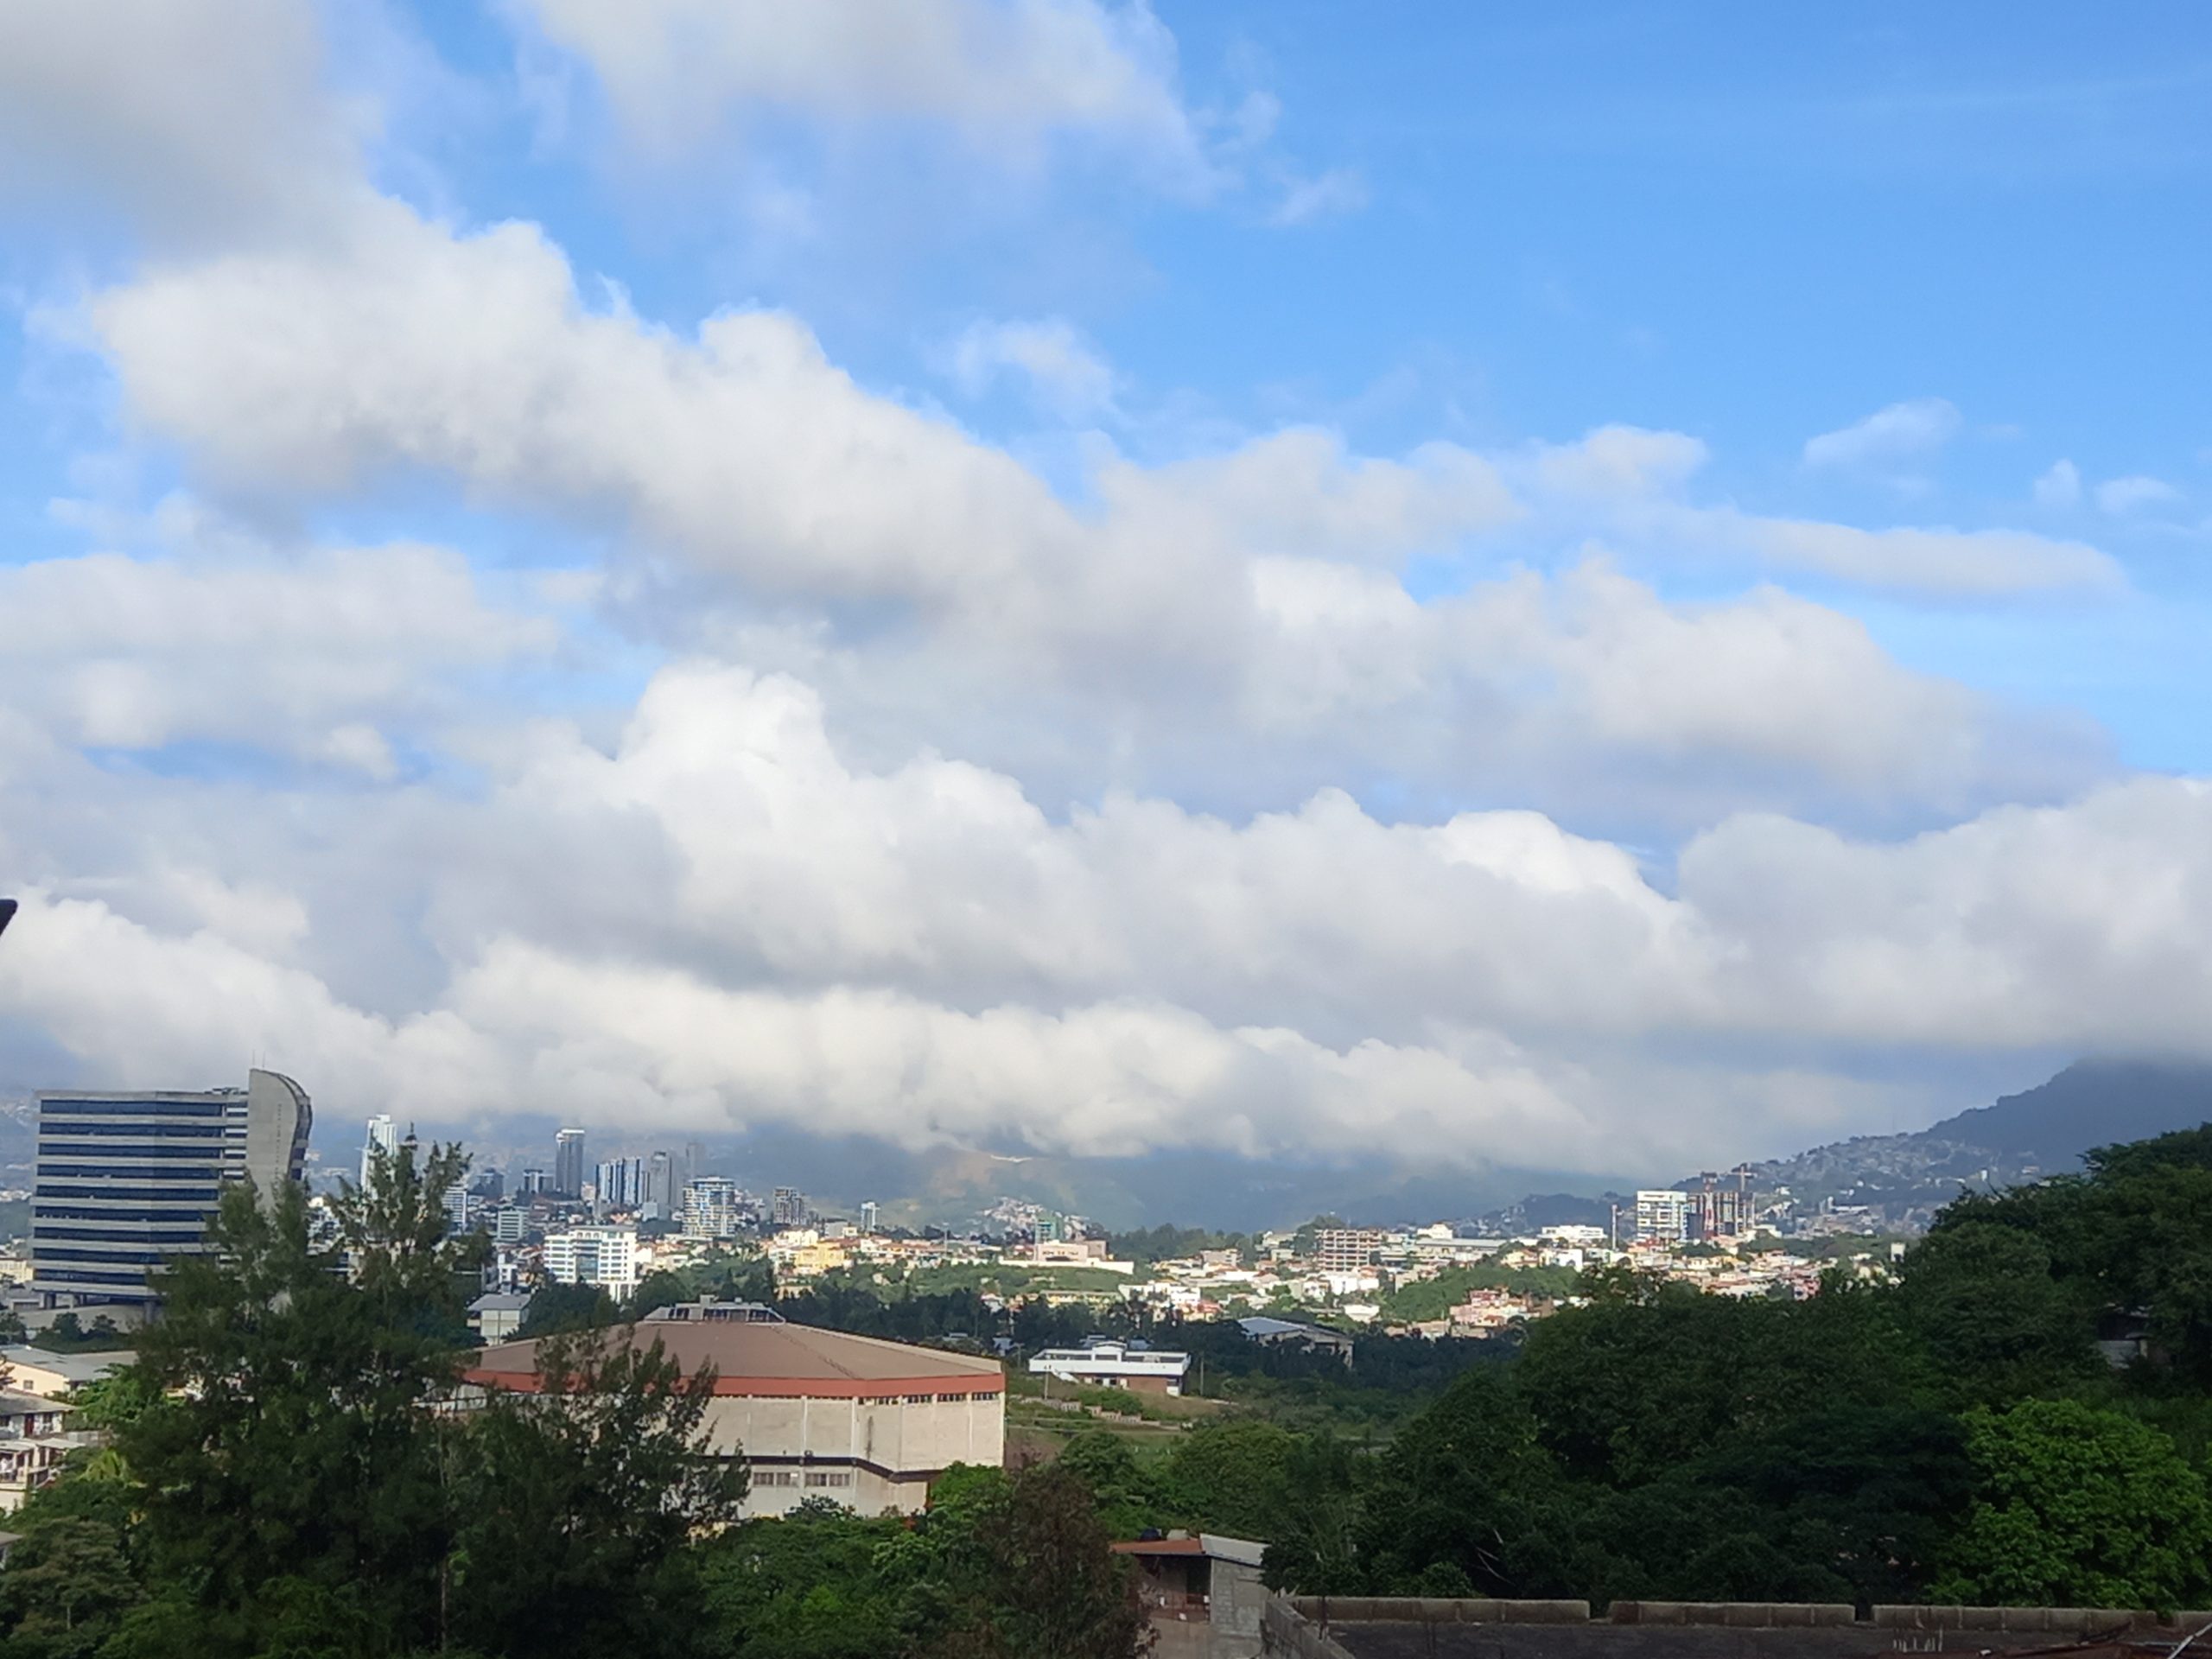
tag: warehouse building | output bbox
[462,1303,1004,1516]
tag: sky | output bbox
[0,0,2208,1182]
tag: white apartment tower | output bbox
[359,1114,400,1190]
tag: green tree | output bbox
[1898,1221,2101,1407]
[1935,1399,2212,1609]
[115,1149,480,1651]
[1154,1420,1299,1542]
[935,1463,1152,1659]
[0,1479,142,1659]
[517,1281,620,1338]
[1052,1431,1160,1539]
[447,1327,747,1658]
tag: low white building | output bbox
[542,1225,639,1299]
[1029,1341,1191,1395]
[466,1309,1005,1518]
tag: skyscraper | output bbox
[359,1114,399,1190]
[594,1157,644,1210]
[33,1068,313,1314]
[554,1128,586,1198]
[681,1178,743,1239]
[644,1150,676,1220]
[860,1200,880,1234]
[770,1187,804,1228]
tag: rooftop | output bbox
[466,1317,1004,1399]
[0,1346,131,1386]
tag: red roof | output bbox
[464,1319,1004,1400]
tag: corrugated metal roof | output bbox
[467,1317,1004,1396]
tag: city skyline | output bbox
[3,4,2210,1180]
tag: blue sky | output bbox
[0,1,2207,1179]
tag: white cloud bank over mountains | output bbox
[0,0,2189,1177]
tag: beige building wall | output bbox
[699,1389,1005,1517]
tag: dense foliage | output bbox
[1232,1126,2212,1611]
[0,1149,1147,1659]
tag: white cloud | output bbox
[0,0,364,245]
[1802,397,1961,471]
[80,216,2111,820]
[2033,458,2082,508]
[0,664,2195,1172]
[1268,166,1368,226]
[0,543,556,766]
[2096,474,2182,514]
[945,316,1119,419]
[513,0,1206,182]
[1522,427,2121,595]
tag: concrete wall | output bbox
[696,1390,1004,1517]
[1262,1595,2212,1657]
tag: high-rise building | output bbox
[860,1200,879,1235]
[553,1128,586,1198]
[493,1205,528,1244]
[770,1186,804,1228]
[518,1167,550,1198]
[644,1150,676,1220]
[1687,1167,1757,1242]
[442,1182,477,1235]
[683,1141,707,1187]
[542,1224,639,1298]
[32,1069,313,1313]
[682,1178,743,1239]
[359,1115,399,1190]
[1634,1189,1693,1243]
[594,1157,644,1211]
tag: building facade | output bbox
[1029,1341,1192,1395]
[1314,1229,1382,1274]
[359,1114,399,1190]
[1634,1189,1692,1243]
[0,1389,76,1512]
[553,1128,586,1198]
[31,1069,312,1313]
[682,1177,745,1239]
[594,1156,644,1211]
[541,1224,638,1298]
[464,1313,1005,1518]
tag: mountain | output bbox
[1719,1058,2212,1233]
[379,1058,2212,1238]
[1923,1058,2212,1162]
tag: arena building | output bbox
[461,1302,1004,1517]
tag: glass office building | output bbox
[31,1069,313,1313]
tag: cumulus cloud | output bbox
[2033,458,2082,508]
[0,0,362,245]
[1268,166,1368,226]
[2096,474,2182,514]
[0,663,2197,1173]
[1802,397,1961,471]
[0,543,556,771]
[1517,426,2121,595]
[513,0,1205,182]
[79,213,2110,822]
[945,315,1119,419]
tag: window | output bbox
[804,1471,853,1489]
[937,1393,964,1402]
[751,1469,799,1488]
[903,1394,931,1404]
